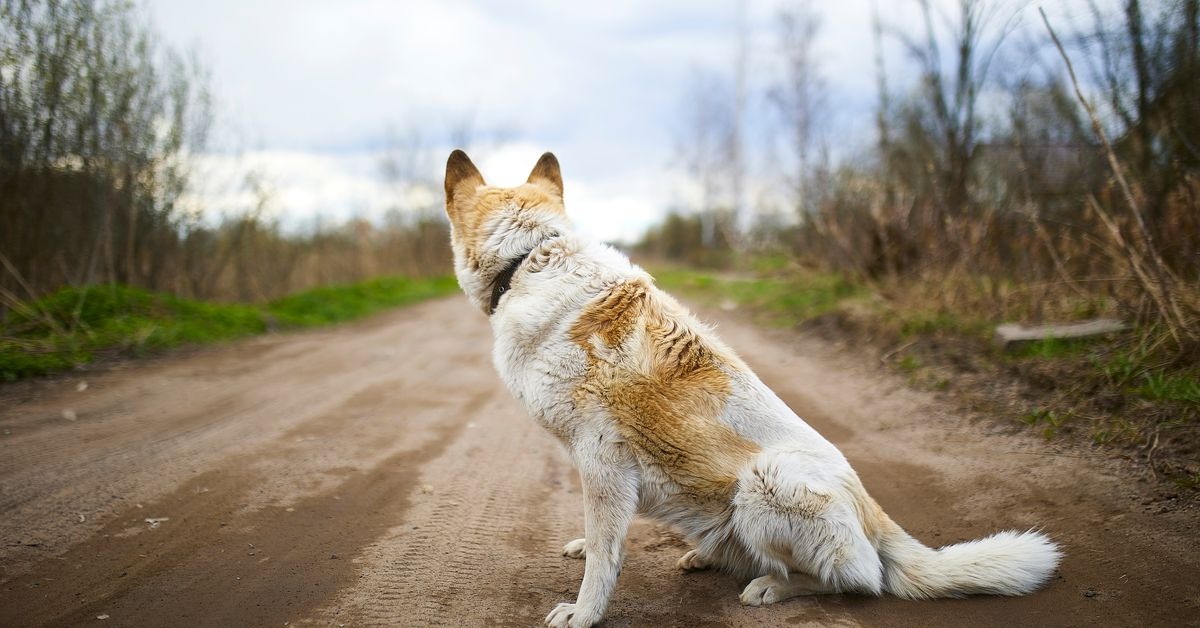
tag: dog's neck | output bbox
[488,249,533,315]
[487,230,560,316]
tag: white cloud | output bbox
[150,0,1100,241]
[183,143,671,244]
[184,150,397,225]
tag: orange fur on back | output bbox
[570,279,761,502]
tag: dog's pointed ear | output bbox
[526,152,563,198]
[445,149,485,204]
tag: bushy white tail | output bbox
[840,470,1062,599]
[876,524,1061,598]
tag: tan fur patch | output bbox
[571,280,760,502]
[749,467,833,518]
[846,476,898,545]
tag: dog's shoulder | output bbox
[564,268,761,501]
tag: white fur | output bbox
[450,197,1062,628]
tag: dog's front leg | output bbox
[546,443,638,628]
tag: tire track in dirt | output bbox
[314,392,581,626]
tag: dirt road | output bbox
[2,295,1197,627]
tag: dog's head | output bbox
[444,149,568,315]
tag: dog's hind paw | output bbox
[739,574,805,606]
[561,538,586,559]
[676,549,710,572]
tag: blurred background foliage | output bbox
[0,0,1197,369]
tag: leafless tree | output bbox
[769,0,827,218]
[676,69,738,248]
[1074,0,1200,238]
[890,0,1022,216]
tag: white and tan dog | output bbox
[443,150,1061,627]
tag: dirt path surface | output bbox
[2,295,1198,627]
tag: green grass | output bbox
[266,276,458,327]
[897,310,992,339]
[0,276,458,380]
[652,268,862,326]
[1020,408,1075,440]
[897,354,922,374]
[1134,371,1200,404]
[1093,347,1200,405]
[1011,336,1102,359]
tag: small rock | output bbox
[1083,588,1098,598]
[63,409,77,421]
[419,484,434,494]
[97,614,109,620]
[76,381,88,392]
[330,553,340,560]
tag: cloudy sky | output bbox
[149,0,1091,242]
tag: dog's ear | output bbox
[445,149,485,205]
[526,152,563,198]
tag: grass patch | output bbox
[1009,336,1103,359]
[266,276,458,327]
[897,311,991,339]
[1134,371,1200,405]
[0,276,458,380]
[897,354,922,374]
[1093,346,1200,404]
[652,268,863,327]
[1020,408,1075,440]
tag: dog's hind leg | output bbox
[739,572,832,606]
[545,441,639,628]
[732,451,884,599]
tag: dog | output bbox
[443,150,1061,627]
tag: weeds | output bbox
[1135,372,1200,405]
[1021,408,1075,439]
[898,312,990,339]
[897,354,922,374]
[652,268,862,327]
[1011,336,1101,359]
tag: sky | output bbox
[149,0,1093,243]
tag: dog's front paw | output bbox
[676,548,710,572]
[562,538,586,559]
[545,602,599,628]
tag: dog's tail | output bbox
[848,478,1062,599]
